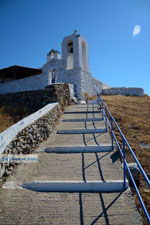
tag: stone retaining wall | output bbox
[0,83,73,117]
[102,87,144,96]
[0,103,61,177]
[0,83,72,178]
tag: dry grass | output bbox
[102,95,150,223]
[83,92,97,100]
[102,95,150,171]
[0,106,29,133]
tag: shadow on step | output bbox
[80,135,124,225]
[79,192,123,225]
[64,111,101,114]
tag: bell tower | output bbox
[59,31,92,98]
[62,30,89,71]
[42,31,109,99]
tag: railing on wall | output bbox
[97,94,150,224]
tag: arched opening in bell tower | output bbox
[82,41,87,69]
[67,40,74,70]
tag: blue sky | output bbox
[0,0,150,95]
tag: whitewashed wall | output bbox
[0,73,50,94]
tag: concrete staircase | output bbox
[23,102,127,193]
[0,103,142,225]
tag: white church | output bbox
[0,31,109,98]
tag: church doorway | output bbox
[51,69,57,83]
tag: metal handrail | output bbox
[97,94,150,223]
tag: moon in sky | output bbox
[132,25,141,36]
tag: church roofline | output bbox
[62,31,86,43]
[0,65,42,79]
[47,49,60,56]
[72,30,80,37]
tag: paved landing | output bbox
[0,104,142,225]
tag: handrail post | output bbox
[101,102,104,121]
[104,109,108,132]
[122,137,126,189]
[110,118,114,149]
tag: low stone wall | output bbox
[0,103,61,177]
[0,83,72,178]
[102,87,144,96]
[45,83,73,107]
[0,83,73,117]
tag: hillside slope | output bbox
[103,95,150,223]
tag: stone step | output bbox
[64,110,101,114]
[44,145,113,153]
[62,118,103,122]
[22,181,128,193]
[57,128,107,134]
